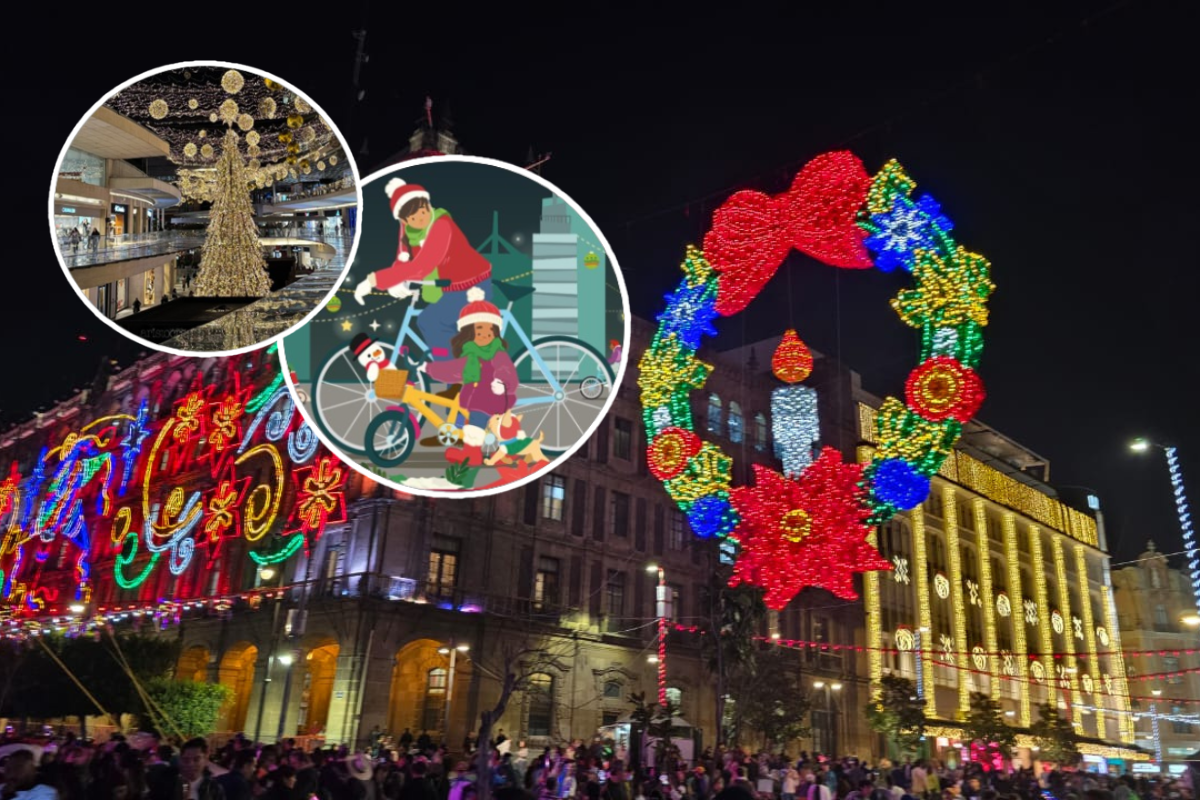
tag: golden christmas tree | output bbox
[193,130,272,297]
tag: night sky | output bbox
[11,3,1196,564]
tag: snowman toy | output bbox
[351,333,396,382]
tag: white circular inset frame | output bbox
[49,60,363,358]
[279,155,632,500]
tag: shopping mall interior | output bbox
[52,66,356,350]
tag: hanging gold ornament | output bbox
[148,99,169,119]
[219,99,238,123]
[209,113,218,123]
[187,98,198,110]
[287,143,300,155]
[293,96,312,114]
[289,169,297,180]
[247,145,260,157]
[264,78,280,91]
[199,130,207,138]
[286,156,297,165]
[259,97,277,118]
[278,132,293,144]
[183,142,198,158]
[317,161,326,171]
[237,113,254,131]
[329,155,338,166]
[301,163,312,175]
[246,131,260,147]
[299,126,316,144]
[299,159,311,170]
[221,70,245,94]
[200,143,214,159]
[286,114,304,129]
[248,158,260,170]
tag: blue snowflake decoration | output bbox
[657,279,719,350]
[687,494,739,538]
[119,401,152,495]
[868,458,931,511]
[864,194,954,273]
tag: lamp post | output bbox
[253,565,285,744]
[812,680,842,756]
[276,652,296,741]
[1131,438,1200,616]
[438,640,470,747]
[647,564,668,707]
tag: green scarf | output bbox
[405,208,450,303]
[460,339,505,384]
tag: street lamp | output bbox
[276,652,296,741]
[439,640,470,746]
[647,563,668,707]
[68,603,86,615]
[1130,438,1200,614]
[259,566,277,582]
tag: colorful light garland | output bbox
[0,358,346,619]
[639,152,995,609]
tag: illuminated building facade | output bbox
[1112,543,1200,772]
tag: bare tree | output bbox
[469,623,574,800]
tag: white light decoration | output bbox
[939,634,954,661]
[1073,615,1084,640]
[1001,650,1015,676]
[1082,673,1094,694]
[934,572,951,599]
[895,628,915,651]
[893,555,910,584]
[651,406,672,433]
[931,327,959,357]
[1051,609,1065,634]
[1096,626,1110,646]
[1024,599,1039,625]
[1103,673,1113,694]
[972,645,987,670]
[771,385,819,476]
[966,579,981,606]
[1031,661,1046,683]
[996,592,1011,617]
[1164,447,1200,610]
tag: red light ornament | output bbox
[772,329,814,384]
[648,427,702,481]
[905,356,985,423]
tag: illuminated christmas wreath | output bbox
[638,152,995,610]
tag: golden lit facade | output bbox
[858,402,1136,758]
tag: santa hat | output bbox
[385,178,429,219]
[350,333,376,357]
[457,287,502,329]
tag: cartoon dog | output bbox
[484,411,549,466]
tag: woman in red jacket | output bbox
[353,178,493,359]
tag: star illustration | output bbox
[369,319,381,332]
[728,447,891,609]
[341,320,353,332]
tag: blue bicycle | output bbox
[310,280,614,463]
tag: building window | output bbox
[427,536,461,599]
[1163,656,1182,683]
[728,402,744,444]
[613,417,633,460]
[527,673,554,737]
[670,511,687,551]
[754,413,768,452]
[668,584,683,621]
[423,667,447,732]
[534,557,561,611]
[707,394,722,435]
[1171,706,1193,734]
[607,571,626,620]
[542,475,566,521]
[926,492,944,518]
[611,492,630,538]
[1154,604,1171,632]
[603,680,622,699]
[602,710,620,726]
[1149,568,1163,589]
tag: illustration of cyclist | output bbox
[353,179,493,360]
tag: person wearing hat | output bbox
[345,754,376,800]
[422,290,518,458]
[353,178,494,364]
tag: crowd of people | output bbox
[0,732,1194,800]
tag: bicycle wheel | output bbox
[510,336,615,454]
[312,344,431,455]
[364,409,417,468]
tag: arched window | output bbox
[603,680,622,699]
[527,673,554,737]
[423,667,447,732]
[1154,604,1170,631]
[707,394,723,435]
[728,402,744,443]
[754,413,768,452]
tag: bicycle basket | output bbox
[374,368,410,400]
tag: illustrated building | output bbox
[0,319,1147,769]
[530,198,608,357]
[1112,542,1200,772]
